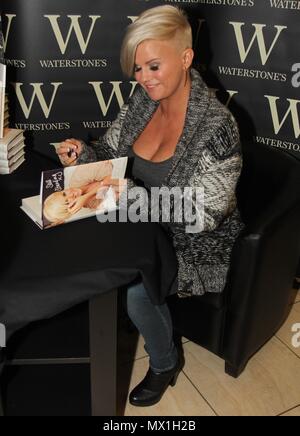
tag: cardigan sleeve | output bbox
[162,115,242,235]
[77,104,129,164]
[191,115,242,232]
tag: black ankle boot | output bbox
[129,354,184,407]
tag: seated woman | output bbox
[57,5,244,407]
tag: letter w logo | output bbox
[229,22,287,65]
[2,14,17,52]
[12,82,63,119]
[89,81,138,116]
[44,15,101,55]
[265,96,300,139]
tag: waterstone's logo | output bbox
[265,96,300,140]
[230,22,286,66]
[12,82,63,119]
[45,15,101,55]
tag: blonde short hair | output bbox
[121,5,192,77]
[43,191,72,223]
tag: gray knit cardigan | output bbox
[78,69,244,297]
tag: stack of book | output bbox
[0,128,25,175]
[0,63,6,139]
[0,63,26,174]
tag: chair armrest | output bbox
[242,198,300,236]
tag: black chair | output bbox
[295,261,300,289]
[168,141,300,378]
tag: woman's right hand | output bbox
[56,138,84,166]
[68,194,88,215]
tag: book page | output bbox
[41,157,127,229]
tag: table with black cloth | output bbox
[0,151,178,416]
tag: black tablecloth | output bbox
[0,152,178,339]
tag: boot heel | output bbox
[169,370,180,387]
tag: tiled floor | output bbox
[117,288,300,416]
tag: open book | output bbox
[21,157,128,229]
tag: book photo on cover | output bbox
[21,157,128,229]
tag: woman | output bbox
[57,5,244,407]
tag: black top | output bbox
[128,148,174,189]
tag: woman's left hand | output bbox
[85,197,101,210]
[99,177,127,198]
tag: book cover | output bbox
[0,63,6,139]
[21,157,128,229]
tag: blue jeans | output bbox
[126,281,178,373]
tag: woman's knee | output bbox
[126,281,149,316]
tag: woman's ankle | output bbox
[150,346,179,373]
